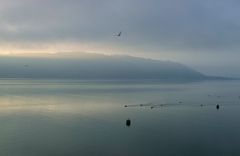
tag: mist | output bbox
[0,0,239,77]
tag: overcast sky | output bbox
[0,0,240,76]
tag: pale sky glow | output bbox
[0,0,240,76]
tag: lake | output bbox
[0,79,240,156]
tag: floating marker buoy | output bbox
[216,104,220,109]
[126,119,131,127]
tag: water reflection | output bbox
[0,80,239,156]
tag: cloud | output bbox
[0,0,240,76]
[0,0,238,50]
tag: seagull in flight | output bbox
[114,31,122,37]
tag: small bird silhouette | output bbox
[114,31,122,37]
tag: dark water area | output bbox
[0,79,240,156]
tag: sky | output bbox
[0,0,240,77]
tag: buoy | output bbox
[126,119,131,127]
[216,104,220,109]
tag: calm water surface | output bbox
[0,79,240,156]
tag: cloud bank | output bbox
[0,0,239,76]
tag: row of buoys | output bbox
[124,92,234,109]
[124,93,228,110]
[124,103,152,108]
[125,102,176,108]
[200,104,220,109]
[125,102,221,109]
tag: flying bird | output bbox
[114,31,122,37]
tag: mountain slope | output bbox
[0,53,207,80]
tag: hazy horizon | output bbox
[0,51,236,78]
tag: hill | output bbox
[0,53,208,80]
